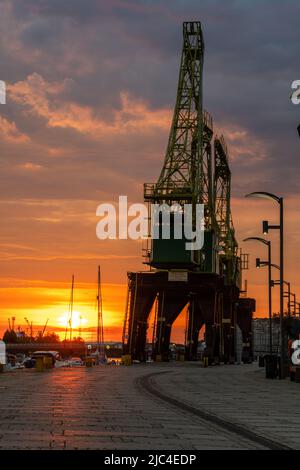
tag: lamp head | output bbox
[245,191,281,204]
[243,236,269,245]
[262,220,269,235]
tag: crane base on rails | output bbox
[122,271,255,363]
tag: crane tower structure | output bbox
[123,22,255,363]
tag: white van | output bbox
[0,340,6,365]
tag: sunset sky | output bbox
[0,0,299,342]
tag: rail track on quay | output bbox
[136,371,292,451]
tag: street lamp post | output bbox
[243,237,273,355]
[296,302,300,319]
[245,192,285,378]
[290,293,296,316]
[272,279,293,318]
[290,293,294,317]
[283,281,291,318]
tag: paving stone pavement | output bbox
[154,363,300,449]
[0,362,298,450]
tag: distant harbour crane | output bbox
[41,318,49,338]
[24,317,33,339]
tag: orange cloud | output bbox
[215,122,270,163]
[0,116,29,143]
[8,73,172,137]
[19,162,43,171]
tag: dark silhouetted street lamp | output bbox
[245,191,285,378]
[243,237,273,355]
[284,282,291,317]
[290,293,297,316]
[272,280,293,317]
[295,302,300,318]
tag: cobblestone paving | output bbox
[155,363,300,449]
[0,363,298,450]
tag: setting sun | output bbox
[57,311,88,330]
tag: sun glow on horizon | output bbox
[57,310,88,330]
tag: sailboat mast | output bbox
[69,274,74,341]
[97,266,104,355]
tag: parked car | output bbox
[32,351,60,366]
[23,357,35,368]
[68,357,84,367]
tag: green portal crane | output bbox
[122,21,255,363]
[148,22,206,203]
[214,136,239,285]
[143,21,237,284]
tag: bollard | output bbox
[294,367,300,383]
[203,356,208,367]
[258,355,265,367]
[44,356,53,369]
[35,356,44,372]
[85,356,93,367]
[121,354,132,366]
[265,355,278,379]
